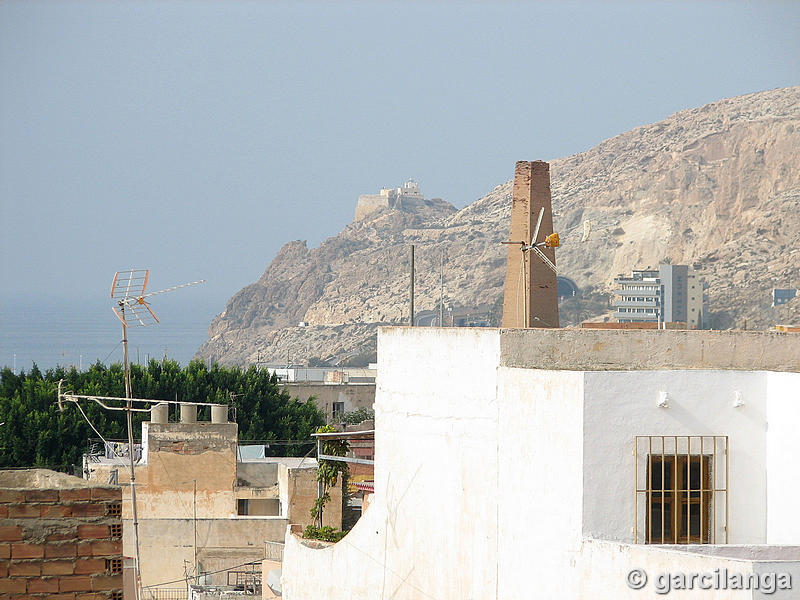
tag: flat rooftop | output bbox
[380,327,800,372]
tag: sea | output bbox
[0,294,220,373]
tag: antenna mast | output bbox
[409,245,415,326]
[110,269,204,600]
[439,249,444,327]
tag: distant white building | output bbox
[262,365,376,384]
[281,327,800,599]
[613,265,708,329]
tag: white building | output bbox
[613,265,708,329]
[281,327,800,599]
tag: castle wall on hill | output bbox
[354,194,392,221]
[354,180,425,221]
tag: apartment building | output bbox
[613,265,707,329]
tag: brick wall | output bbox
[0,485,123,599]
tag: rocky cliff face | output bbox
[197,86,800,366]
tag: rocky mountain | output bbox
[196,86,800,366]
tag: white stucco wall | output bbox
[583,370,770,545]
[373,327,502,599]
[283,327,502,600]
[281,328,800,600]
[766,371,800,544]
[496,367,585,599]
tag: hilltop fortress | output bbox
[354,179,429,221]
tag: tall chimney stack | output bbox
[501,161,559,328]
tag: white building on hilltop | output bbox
[281,327,800,599]
[354,179,425,221]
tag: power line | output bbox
[71,401,131,471]
[101,341,123,364]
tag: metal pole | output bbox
[409,245,415,327]
[725,436,729,544]
[120,310,142,600]
[521,248,528,328]
[316,438,323,527]
[633,437,638,544]
[193,479,198,583]
[439,250,444,327]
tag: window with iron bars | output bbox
[634,435,728,544]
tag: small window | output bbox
[332,402,345,421]
[237,498,280,516]
[237,499,249,515]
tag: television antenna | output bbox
[501,207,561,327]
[109,269,204,600]
[502,207,561,270]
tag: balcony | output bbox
[613,300,660,309]
[613,288,660,297]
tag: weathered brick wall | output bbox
[0,485,123,598]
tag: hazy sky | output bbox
[2,0,799,317]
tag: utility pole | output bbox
[120,306,142,600]
[439,250,444,327]
[193,479,198,584]
[409,245,415,326]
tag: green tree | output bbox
[0,359,325,470]
[310,424,349,527]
